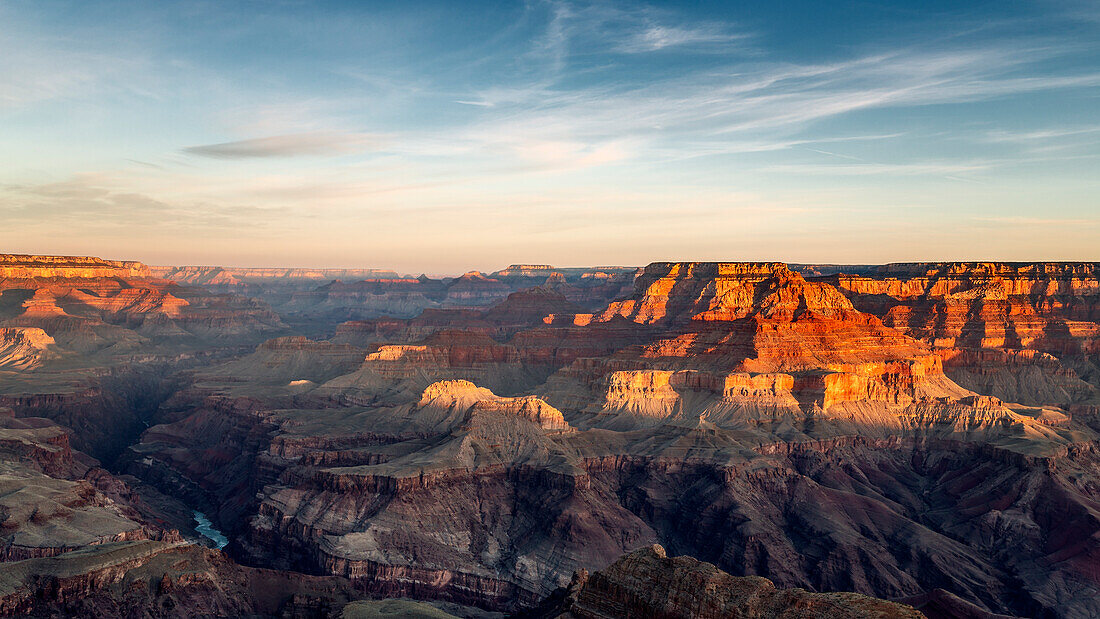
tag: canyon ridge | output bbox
[0,254,1097,618]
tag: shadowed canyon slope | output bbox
[2,255,1099,617]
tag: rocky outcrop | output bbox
[0,327,57,370]
[536,544,922,618]
[317,330,554,402]
[0,409,193,563]
[541,262,976,431]
[280,266,638,327]
[483,286,584,328]
[0,255,285,360]
[829,262,1099,353]
[490,265,639,311]
[594,262,858,324]
[0,254,149,279]
[195,335,367,395]
[150,265,401,285]
[149,265,406,308]
[824,262,1100,409]
[419,380,570,432]
[0,540,379,617]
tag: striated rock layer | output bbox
[823,262,1100,412]
[117,262,1100,617]
[530,544,922,618]
[7,257,1100,617]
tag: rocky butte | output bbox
[0,254,1098,618]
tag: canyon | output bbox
[1,254,1098,617]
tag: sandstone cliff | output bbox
[823,261,1100,411]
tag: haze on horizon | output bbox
[1,0,1098,274]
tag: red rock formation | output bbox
[0,254,285,357]
[318,329,554,403]
[825,262,1100,409]
[544,262,972,429]
[419,380,571,432]
[10,257,1098,617]
[483,286,584,327]
[830,262,1099,353]
[594,262,858,324]
[0,327,57,370]
[0,254,149,279]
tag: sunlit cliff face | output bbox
[1,2,1098,271]
[1,254,1099,616]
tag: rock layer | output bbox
[536,544,922,618]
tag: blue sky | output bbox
[1,0,1097,272]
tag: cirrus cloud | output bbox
[182,131,381,159]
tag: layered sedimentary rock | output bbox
[150,265,405,308]
[317,330,553,403]
[546,262,979,431]
[8,256,1100,617]
[823,262,1100,411]
[330,285,590,349]
[0,540,373,617]
[0,407,195,565]
[535,544,921,618]
[0,254,285,359]
[0,254,149,279]
[283,277,451,320]
[279,266,638,327]
[115,261,1100,617]
[0,254,288,464]
[0,327,57,370]
[150,265,401,286]
[490,265,639,311]
[829,262,1099,352]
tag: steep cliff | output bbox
[825,262,1100,410]
[12,257,1098,617]
[544,262,976,431]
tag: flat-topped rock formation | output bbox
[0,254,289,462]
[828,261,1100,350]
[150,265,402,283]
[269,266,638,329]
[0,539,394,617]
[0,254,149,279]
[418,379,570,432]
[0,254,285,362]
[533,262,978,432]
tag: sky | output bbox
[1,0,1098,273]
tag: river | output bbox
[192,510,229,549]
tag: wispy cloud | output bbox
[0,175,290,230]
[182,132,381,159]
[616,23,747,53]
